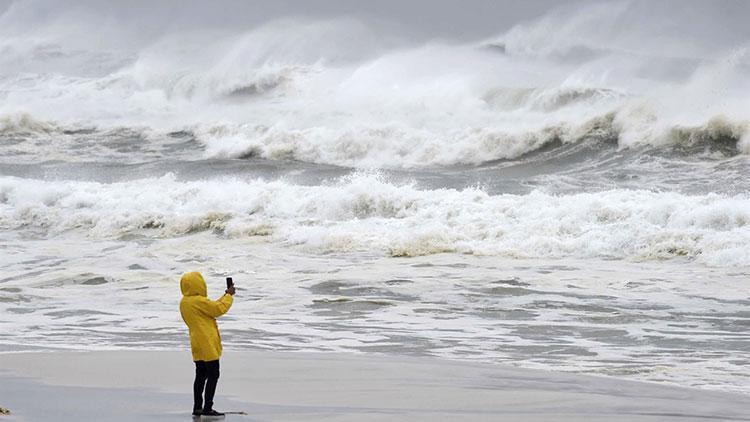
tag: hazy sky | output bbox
[1,0,749,53]
[0,0,572,41]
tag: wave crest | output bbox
[0,113,60,136]
[2,173,748,266]
[197,113,747,167]
[2,5,750,168]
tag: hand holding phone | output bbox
[226,277,235,295]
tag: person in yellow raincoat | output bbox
[179,271,234,417]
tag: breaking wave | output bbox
[197,113,749,167]
[2,110,745,168]
[1,173,748,266]
[0,113,62,136]
[2,1,750,167]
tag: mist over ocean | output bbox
[1,0,749,394]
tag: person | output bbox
[179,271,235,417]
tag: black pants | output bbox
[193,360,220,412]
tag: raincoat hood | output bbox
[181,271,207,297]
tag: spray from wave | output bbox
[1,0,750,168]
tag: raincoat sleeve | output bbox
[199,294,234,318]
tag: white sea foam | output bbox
[2,0,750,397]
[2,173,748,266]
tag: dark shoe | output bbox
[202,409,225,417]
[192,409,202,416]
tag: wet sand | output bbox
[1,350,749,421]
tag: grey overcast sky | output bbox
[2,0,749,50]
[0,0,572,41]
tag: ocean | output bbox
[1,0,749,394]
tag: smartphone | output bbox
[226,277,234,289]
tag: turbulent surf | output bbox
[1,0,749,396]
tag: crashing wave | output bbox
[136,64,309,101]
[1,4,750,168]
[0,109,746,168]
[0,113,60,136]
[1,173,748,266]
[481,86,624,111]
[196,113,747,168]
[664,117,749,154]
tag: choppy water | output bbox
[3,236,750,393]
[1,0,749,395]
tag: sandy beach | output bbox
[1,350,749,421]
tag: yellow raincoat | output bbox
[179,272,233,362]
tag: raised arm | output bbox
[199,294,234,318]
